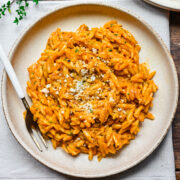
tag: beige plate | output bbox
[1,3,179,178]
[144,0,180,12]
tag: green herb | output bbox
[0,1,13,18]
[75,49,79,53]
[114,33,118,36]
[110,24,113,27]
[7,1,11,12]
[89,109,93,113]
[124,41,127,44]
[0,0,38,25]
[13,17,19,24]
[108,49,112,52]
[63,58,71,62]
[14,0,28,25]
[58,105,61,108]
[33,0,39,5]
[68,132,73,136]
[127,92,130,95]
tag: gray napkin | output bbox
[0,0,175,179]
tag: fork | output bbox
[0,44,47,151]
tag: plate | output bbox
[144,0,180,12]
[1,3,178,178]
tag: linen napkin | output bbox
[0,0,175,179]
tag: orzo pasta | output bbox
[26,20,158,161]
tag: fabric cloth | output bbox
[0,0,175,179]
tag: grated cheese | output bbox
[91,75,96,81]
[109,97,115,102]
[81,69,88,76]
[46,84,51,88]
[41,88,49,94]
[117,108,122,112]
[92,48,97,54]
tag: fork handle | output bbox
[0,44,25,99]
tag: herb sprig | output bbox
[0,0,14,18]
[0,0,39,25]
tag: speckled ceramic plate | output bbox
[1,3,179,178]
[144,0,180,12]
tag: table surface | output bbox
[13,0,180,179]
[170,11,180,180]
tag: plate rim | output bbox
[144,0,180,12]
[1,2,179,178]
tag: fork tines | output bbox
[22,98,48,151]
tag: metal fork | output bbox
[0,44,47,151]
